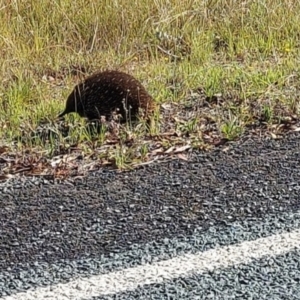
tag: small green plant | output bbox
[262,105,273,123]
[112,145,133,170]
[139,143,149,160]
[221,117,244,141]
[176,117,199,135]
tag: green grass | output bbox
[1,0,300,175]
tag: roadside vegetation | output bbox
[0,0,300,178]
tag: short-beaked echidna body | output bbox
[58,70,155,122]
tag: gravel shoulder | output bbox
[1,132,300,297]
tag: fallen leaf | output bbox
[165,146,175,154]
[177,153,188,161]
[291,126,300,132]
[174,145,191,153]
[151,147,164,155]
[0,174,15,180]
[0,146,9,155]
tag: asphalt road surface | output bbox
[1,132,300,299]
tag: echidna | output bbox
[58,70,155,122]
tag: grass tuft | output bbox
[1,0,300,177]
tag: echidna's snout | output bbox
[57,91,77,119]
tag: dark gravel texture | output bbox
[1,211,300,297]
[1,132,300,297]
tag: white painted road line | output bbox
[3,228,300,300]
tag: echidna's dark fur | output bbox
[58,70,155,122]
